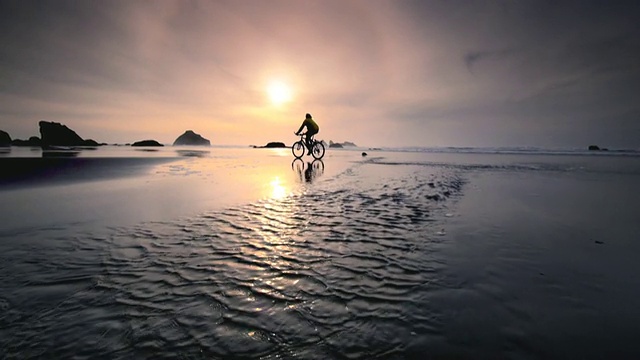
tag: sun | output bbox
[267,80,292,105]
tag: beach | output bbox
[1,146,640,359]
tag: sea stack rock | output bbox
[39,121,84,146]
[12,136,42,147]
[264,142,286,148]
[0,130,11,146]
[39,121,98,147]
[131,140,164,147]
[588,145,600,151]
[173,130,210,146]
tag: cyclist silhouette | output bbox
[295,113,319,155]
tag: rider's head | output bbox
[305,113,312,119]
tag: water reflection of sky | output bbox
[270,177,287,200]
[148,148,304,208]
[0,146,344,230]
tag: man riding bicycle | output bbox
[295,113,319,155]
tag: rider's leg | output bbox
[305,133,312,155]
[305,130,317,155]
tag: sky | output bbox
[1,0,639,149]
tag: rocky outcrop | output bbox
[329,140,356,148]
[588,145,609,151]
[131,140,164,147]
[173,130,210,146]
[0,130,11,146]
[83,139,100,146]
[12,136,42,147]
[252,142,287,148]
[39,121,99,147]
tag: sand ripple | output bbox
[0,163,463,359]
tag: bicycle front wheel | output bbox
[311,141,325,159]
[292,141,305,158]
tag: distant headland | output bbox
[1,122,358,150]
[0,121,212,148]
[588,145,609,151]
[250,140,357,149]
[328,140,357,148]
[251,142,288,148]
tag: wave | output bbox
[369,146,640,156]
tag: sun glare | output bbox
[267,81,292,105]
[270,177,287,199]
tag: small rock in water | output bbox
[595,240,604,245]
[436,229,446,236]
[362,152,368,157]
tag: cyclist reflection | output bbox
[292,159,324,183]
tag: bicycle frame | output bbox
[297,133,316,145]
[292,133,325,159]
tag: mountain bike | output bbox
[292,133,325,159]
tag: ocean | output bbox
[1,145,639,359]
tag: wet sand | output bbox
[0,147,353,231]
[1,147,640,358]
[436,168,640,358]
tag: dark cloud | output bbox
[463,48,516,73]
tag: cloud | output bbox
[463,48,516,74]
[0,0,639,148]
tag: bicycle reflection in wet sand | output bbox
[292,158,324,183]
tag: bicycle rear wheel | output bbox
[292,141,305,158]
[311,141,325,159]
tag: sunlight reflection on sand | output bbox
[0,147,352,231]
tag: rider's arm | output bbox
[295,121,306,135]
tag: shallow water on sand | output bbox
[1,148,640,359]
